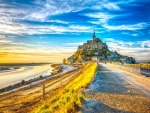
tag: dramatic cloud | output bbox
[0,0,150,62]
[105,38,150,61]
[102,22,150,31]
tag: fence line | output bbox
[42,69,82,99]
[107,64,141,75]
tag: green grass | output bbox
[31,63,97,113]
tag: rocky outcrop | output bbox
[51,64,62,74]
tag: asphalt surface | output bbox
[140,68,150,77]
[82,63,150,113]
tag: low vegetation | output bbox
[31,63,97,113]
[108,62,150,69]
[125,63,150,69]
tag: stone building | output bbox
[63,30,136,64]
[78,30,107,51]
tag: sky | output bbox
[0,0,150,63]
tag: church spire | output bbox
[93,29,96,39]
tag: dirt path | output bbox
[82,63,150,113]
[0,68,82,113]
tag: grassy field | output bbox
[31,63,97,113]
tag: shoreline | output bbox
[0,64,76,95]
[0,64,62,94]
[0,75,50,94]
[0,64,54,90]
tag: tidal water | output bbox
[0,64,53,89]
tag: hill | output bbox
[63,30,136,64]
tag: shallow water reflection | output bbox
[0,64,52,89]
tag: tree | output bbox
[87,50,93,56]
[101,49,106,54]
[79,50,84,55]
[63,58,66,64]
[104,54,107,58]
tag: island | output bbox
[63,30,136,64]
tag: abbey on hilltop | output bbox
[63,30,136,64]
[78,30,107,50]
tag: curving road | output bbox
[83,63,150,113]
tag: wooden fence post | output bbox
[43,84,45,99]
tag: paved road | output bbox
[140,68,150,77]
[83,63,150,113]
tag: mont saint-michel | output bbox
[1,0,150,112]
[63,30,136,64]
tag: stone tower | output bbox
[93,29,96,39]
